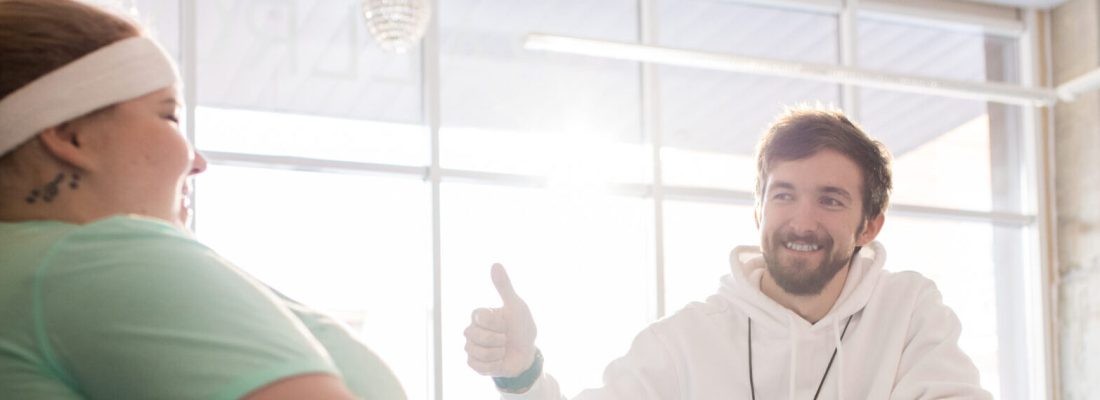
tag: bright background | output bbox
[96,0,1046,399]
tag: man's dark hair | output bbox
[754,106,893,224]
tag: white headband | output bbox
[0,36,179,155]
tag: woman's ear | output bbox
[37,123,93,170]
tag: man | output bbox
[463,108,991,399]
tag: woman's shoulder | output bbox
[55,214,203,260]
[3,214,194,254]
[2,215,192,280]
[35,215,232,293]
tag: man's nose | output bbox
[787,199,819,234]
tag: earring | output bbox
[69,172,81,189]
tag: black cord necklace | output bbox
[748,315,854,400]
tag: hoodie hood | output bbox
[720,241,887,399]
[720,241,887,331]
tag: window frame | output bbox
[168,0,1056,399]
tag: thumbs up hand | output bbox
[464,264,538,378]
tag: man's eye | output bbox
[821,197,843,207]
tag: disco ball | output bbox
[362,0,431,54]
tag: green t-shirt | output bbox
[0,215,406,399]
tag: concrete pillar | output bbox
[1051,0,1100,398]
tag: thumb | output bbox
[491,263,522,306]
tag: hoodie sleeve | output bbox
[890,280,992,400]
[501,327,681,400]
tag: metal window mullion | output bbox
[422,0,445,397]
[181,0,198,232]
[1019,8,1058,400]
[199,151,428,178]
[716,0,1022,37]
[656,185,1036,226]
[986,34,1031,400]
[839,0,860,117]
[716,0,842,14]
[198,150,1038,228]
[858,0,1023,38]
[1038,10,1059,399]
[639,0,665,321]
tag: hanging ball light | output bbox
[361,0,431,54]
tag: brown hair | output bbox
[0,0,142,100]
[0,0,144,201]
[754,106,893,223]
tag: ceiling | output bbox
[184,0,1030,158]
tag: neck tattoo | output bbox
[24,172,80,204]
[747,314,854,400]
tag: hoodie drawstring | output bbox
[746,315,854,400]
[832,318,844,399]
[787,316,797,400]
[812,315,854,400]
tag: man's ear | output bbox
[855,213,885,246]
[37,123,94,170]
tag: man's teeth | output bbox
[784,242,820,252]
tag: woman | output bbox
[0,1,405,398]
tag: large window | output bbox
[436,2,651,396]
[115,0,1050,398]
[195,166,433,398]
[856,16,1032,399]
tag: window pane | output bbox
[656,1,840,190]
[855,15,1027,211]
[663,201,758,314]
[857,18,1025,213]
[194,165,431,400]
[880,106,993,210]
[439,0,646,182]
[859,93,1026,214]
[858,17,1018,83]
[195,0,421,124]
[441,183,654,398]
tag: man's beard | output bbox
[762,229,852,296]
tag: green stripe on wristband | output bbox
[493,349,543,394]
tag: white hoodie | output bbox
[501,241,991,400]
